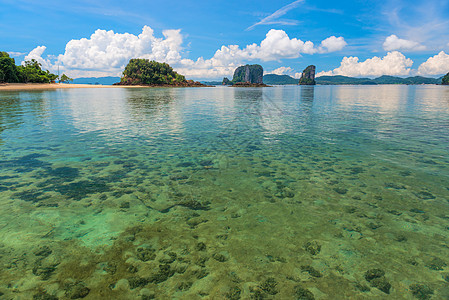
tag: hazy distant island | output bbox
[264,74,446,86]
[221,64,270,87]
[114,59,208,87]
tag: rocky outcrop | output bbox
[232,64,263,84]
[298,65,316,85]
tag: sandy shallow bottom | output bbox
[0,86,448,299]
[1,150,448,299]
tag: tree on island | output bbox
[0,52,57,83]
[442,72,449,85]
[59,74,73,83]
[0,52,20,83]
[120,59,186,85]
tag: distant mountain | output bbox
[263,74,298,85]
[262,74,442,85]
[72,76,120,85]
[316,75,376,85]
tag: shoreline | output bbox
[0,83,151,91]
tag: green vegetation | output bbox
[120,59,186,85]
[59,74,73,83]
[19,60,58,83]
[0,52,58,83]
[442,72,449,85]
[0,52,19,82]
[298,65,316,85]
[231,64,263,84]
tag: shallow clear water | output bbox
[0,85,448,299]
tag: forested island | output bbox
[114,59,207,87]
[0,52,60,83]
[221,64,269,87]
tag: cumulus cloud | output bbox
[23,26,346,79]
[316,51,413,77]
[268,67,293,75]
[318,36,347,53]
[23,46,54,70]
[417,51,449,75]
[383,35,426,52]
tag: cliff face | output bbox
[232,64,263,84]
[298,65,316,85]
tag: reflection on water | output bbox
[0,86,448,299]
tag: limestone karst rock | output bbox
[298,65,316,85]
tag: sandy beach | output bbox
[0,83,145,91]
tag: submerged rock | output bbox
[65,282,90,299]
[409,283,434,300]
[304,241,321,255]
[295,285,315,299]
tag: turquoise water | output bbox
[0,85,448,299]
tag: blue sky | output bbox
[2,0,449,79]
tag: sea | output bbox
[0,85,448,299]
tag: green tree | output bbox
[17,59,57,83]
[0,52,20,83]
[442,72,449,85]
[59,74,73,83]
[121,59,186,85]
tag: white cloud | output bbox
[417,51,449,75]
[7,51,26,57]
[317,51,413,77]
[318,36,347,53]
[23,26,346,79]
[23,46,53,70]
[383,35,426,52]
[58,26,182,71]
[268,67,293,75]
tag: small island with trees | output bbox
[114,59,208,87]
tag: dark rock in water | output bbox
[224,286,241,300]
[370,277,391,294]
[33,291,58,300]
[304,241,321,255]
[364,269,385,281]
[260,277,278,295]
[150,264,175,283]
[301,265,322,277]
[128,277,149,289]
[136,246,156,262]
[212,253,228,262]
[414,190,436,200]
[32,264,57,280]
[65,282,90,299]
[295,286,315,299]
[34,246,52,257]
[426,257,447,270]
[196,242,207,251]
[409,284,434,300]
[119,201,130,209]
[298,65,316,85]
[333,187,348,195]
[443,273,449,282]
[232,64,263,84]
